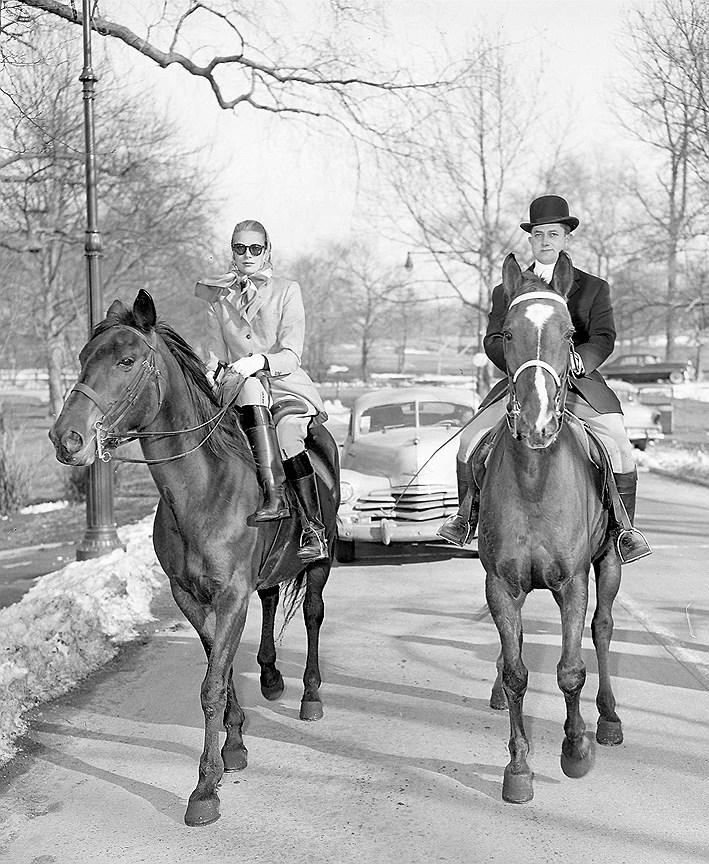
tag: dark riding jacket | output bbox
[481,265,622,415]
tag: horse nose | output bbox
[49,427,85,461]
[526,421,558,449]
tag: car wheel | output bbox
[669,370,684,384]
[335,538,356,563]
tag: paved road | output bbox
[0,470,706,863]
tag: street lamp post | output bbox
[75,0,124,560]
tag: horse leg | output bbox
[485,576,533,804]
[171,582,248,776]
[185,593,250,827]
[257,585,285,700]
[555,575,593,778]
[592,553,623,745]
[490,649,507,710]
[300,561,330,721]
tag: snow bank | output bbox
[0,515,162,765]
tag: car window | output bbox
[358,400,473,433]
[360,403,415,433]
[417,401,474,427]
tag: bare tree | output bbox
[3,0,459,149]
[286,244,352,382]
[382,30,554,391]
[0,39,217,416]
[616,0,709,360]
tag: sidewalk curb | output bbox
[646,466,709,488]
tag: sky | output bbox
[110,0,645,262]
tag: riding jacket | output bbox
[195,274,326,420]
[481,265,622,415]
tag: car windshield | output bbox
[359,400,474,433]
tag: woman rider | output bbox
[195,219,328,564]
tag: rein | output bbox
[69,326,240,465]
[503,291,572,439]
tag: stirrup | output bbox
[298,526,329,563]
[437,514,474,548]
[616,528,652,564]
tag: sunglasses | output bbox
[232,243,265,256]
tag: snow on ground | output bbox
[0,393,704,769]
[0,517,162,765]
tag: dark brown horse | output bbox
[49,290,339,826]
[477,253,623,804]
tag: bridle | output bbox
[69,326,236,465]
[503,291,573,439]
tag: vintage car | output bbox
[607,379,664,451]
[336,387,479,561]
[600,353,692,385]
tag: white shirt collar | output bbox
[533,260,556,284]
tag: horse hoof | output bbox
[596,718,623,746]
[299,699,323,721]
[502,766,534,803]
[560,742,593,779]
[184,796,220,827]
[222,744,248,772]
[261,673,285,701]
[490,691,508,711]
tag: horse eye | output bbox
[118,357,135,368]
[502,331,512,342]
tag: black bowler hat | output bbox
[520,195,579,233]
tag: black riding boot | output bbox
[437,461,479,547]
[283,451,329,563]
[240,406,290,521]
[614,469,652,564]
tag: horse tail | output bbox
[276,573,307,640]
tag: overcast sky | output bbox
[122,0,646,261]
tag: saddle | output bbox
[467,413,629,531]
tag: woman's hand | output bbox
[230,354,266,377]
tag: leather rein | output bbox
[503,291,573,439]
[69,326,237,465]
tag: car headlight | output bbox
[339,480,355,503]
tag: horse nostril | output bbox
[62,431,84,455]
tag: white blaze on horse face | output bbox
[524,303,555,428]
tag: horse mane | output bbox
[93,304,254,466]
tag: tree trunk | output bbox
[47,339,66,420]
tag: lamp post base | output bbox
[75,462,125,561]
[76,525,126,560]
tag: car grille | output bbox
[353,485,458,522]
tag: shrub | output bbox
[0,431,31,516]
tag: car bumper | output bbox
[337,514,453,544]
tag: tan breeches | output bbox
[457,391,636,473]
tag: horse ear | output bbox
[552,251,574,297]
[133,289,157,331]
[105,299,128,324]
[502,253,523,302]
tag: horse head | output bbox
[501,251,575,448]
[49,290,164,466]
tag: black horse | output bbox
[50,290,340,826]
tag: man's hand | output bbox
[230,354,266,377]
[570,350,585,377]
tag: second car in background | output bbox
[607,379,664,451]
